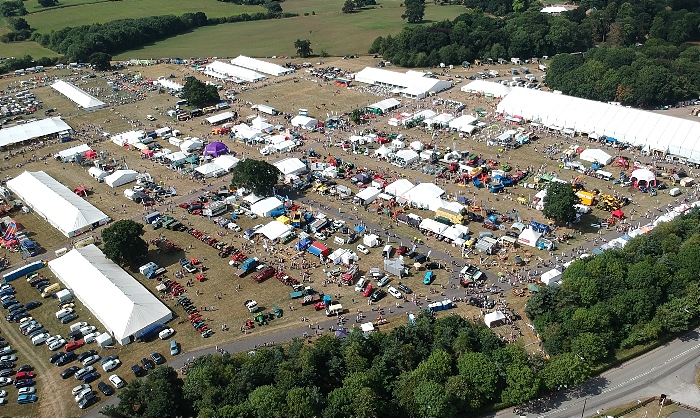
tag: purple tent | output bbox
[202,141,229,157]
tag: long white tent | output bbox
[204,61,266,82]
[48,245,172,345]
[7,171,111,237]
[497,87,700,160]
[0,117,72,147]
[156,77,183,91]
[354,67,453,99]
[231,55,293,76]
[51,80,106,111]
[461,80,511,98]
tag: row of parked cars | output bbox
[0,282,38,404]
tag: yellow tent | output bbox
[276,215,291,225]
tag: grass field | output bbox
[23,0,265,34]
[114,0,468,59]
[0,41,60,60]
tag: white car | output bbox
[79,326,96,336]
[48,338,66,351]
[72,384,90,396]
[0,355,16,362]
[75,366,95,380]
[45,335,62,346]
[83,332,100,344]
[81,355,100,366]
[0,377,11,387]
[102,359,120,372]
[0,390,6,397]
[387,286,403,299]
[109,374,125,389]
[55,307,74,319]
[74,387,92,403]
[0,347,11,356]
[158,328,175,340]
[313,232,327,241]
[70,322,88,332]
[17,387,35,395]
[356,244,370,255]
[0,398,5,405]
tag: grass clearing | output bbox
[0,41,60,60]
[23,0,264,34]
[115,0,467,59]
[590,400,677,418]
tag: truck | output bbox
[309,218,328,233]
[269,208,286,218]
[144,212,161,224]
[252,266,275,283]
[237,257,258,277]
[137,323,165,342]
[325,304,343,316]
[435,208,465,225]
[203,201,227,217]
[19,237,40,257]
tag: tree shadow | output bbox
[678,328,700,342]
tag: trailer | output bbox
[203,201,227,217]
[301,294,321,306]
[236,257,258,277]
[137,323,165,342]
[144,211,161,224]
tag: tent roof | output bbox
[274,157,307,175]
[518,228,542,247]
[630,168,655,181]
[57,144,91,159]
[7,171,110,237]
[497,87,700,160]
[395,149,419,161]
[368,98,401,112]
[203,141,229,157]
[449,114,478,131]
[51,80,106,111]
[356,186,381,201]
[461,80,512,97]
[419,218,448,234]
[48,245,172,345]
[205,61,266,82]
[255,221,293,240]
[111,130,144,146]
[385,179,414,196]
[195,163,225,176]
[231,55,292,76]
[104,169,137,186]
[291,115,318,127]
[579,148,613,165]
[484,311,506,327]
[212,155,239,171]
[354,67,452,98]
[0,117,72,147]
[205,112,235,125]
[250,197,283,216]
[401,182,445,202]
[156,78,183,91]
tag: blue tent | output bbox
[354,225,366,233]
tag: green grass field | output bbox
[0,41,60,59]
[115,0,467,59]
[23,0,265,34]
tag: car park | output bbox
[61,366,80,379]
[150,352,165,365]
[72,383,90,396]
[159,328,175,340]
[81,355,100,366]
[102,359,120,372]
[98,381,114,396]
[170,340,179,355]
[56,352,76,367]
[48,338,66,351]
[82,371,99,384]
[109,374,125,389]
[387,286,402,299]
[60,313,78,324]
[17,394,37,404]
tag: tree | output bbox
[402,0,425,23]
[542,181,578,223]
[101,220,149,266]
[230,159,281,196]
[413,380,456,418]
[89,52,112,71]
[9,17,29,31]
[342,0,355,13]
[38,0,58,6]
[294,39,313,58]
[456,352,498,409]
[541,353,591,390]
[350,109,362,124]
[501,364,539,405]
[265,1,283,14]
[0,0,26,16]
[182,77,220,109]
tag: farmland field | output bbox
[116,0,467,59]
[0,41,60,59]
[22,0,265,34]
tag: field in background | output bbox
[23,0,264,34]
[0,41,60,59]
[114,0,467,59]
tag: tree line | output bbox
[526,209,700,367]
[102,311,594,418]
[370,0,700,106]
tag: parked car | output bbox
[45,335,62,346]
[81,355,100,367]
[150,352,165,365]
[109,374,125,389]
[0,355,16,363]
[74,387,92,403]
[48,339,66,351]
[101,359,120,372]
[82,372,99,384]
[370,289,386,302]
[14,371,34,380]
[83,332,99,344]
[0,377,10,387]
[17,365,31,373]
[141,358,154,371]
[0,369,12,378]
[423,271,435,285]
[14,379,33,388]
[158,328,174,340]
[376,275,390,287]
[72,383,91,396]
[56,352,76,367]
[356,244,370,254]
[170,340,179,356]
[98,381,114,396]
[131,364,143,377]
[60,313,78,324]
[17,394,37,404]
[99,355,118,366]
[397,282,412,294]
[77,351,97,363]
[18,387,35,395]
[387,286,402,299]
[61,366,80,379]
[48,353,63,364]
[24,301,41,310]
[65,340,85,352]
[74,366,95,380]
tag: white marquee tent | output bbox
[484,311,506,328]
[291,115,318,130]
[354,67,452,99]
[195,163,225,178]
[7,171,110,237]
[51,80,106,111]
[105,169,138,188]
[156,77,183,91]
[111,130,145,146]
[367,98,401,114]
[385,179,414,197]
[48,245,172,345]
[251,197,284,217]
[461,80,512,97]
[231,56,293,76]
[355,186,381,204]
[255,221,293,240]
[56,144,91,161]
[400,182,445,210]
[518,228,542,248]
[449,114,478,132]
[205,112,235,125]
[579,148,613,165]
[0,117,72,147]
[274,158,307,176]
[204,61,266,82]
[212,155,239,172]
[497,87,700,160]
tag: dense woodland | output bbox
[99,210,700,418]
[371,0,700,106]
[527,209,700,362]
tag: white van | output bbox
[354,277,367,292]
[31,333,49,346]
[669,187,682,196]
[526,74,536,82]
[325,304,343,316]
[382,245,393,258]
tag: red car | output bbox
[253,267,275,283]
[396,246,408,255]
[362,283,374,297]
[15,371,35,380]
[65,340,85,352]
